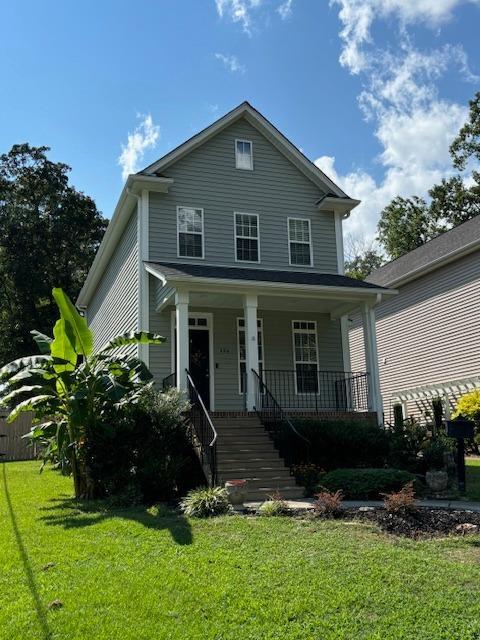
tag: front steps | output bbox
[213,413,303,501]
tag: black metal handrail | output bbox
[162,371,176,391]
[186,369,218,486]
[251,369,310,458]
[261,369,369,413]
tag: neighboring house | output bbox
[78,102,394,497]
[350,215,480,427]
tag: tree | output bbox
[0,288,165,499]
[344,234,384,280]
[0,144,107,365]
[377,196,443,260]
[450,91,480,170]
[429,172,480,227]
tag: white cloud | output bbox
[214,52,246,73]
[323,0,479,240]
[118,114,160,181]
[215,0,263,35]
[278,0,293,20]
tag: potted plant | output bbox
[423,438,449,493]
[224,479,248,505]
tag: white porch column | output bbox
[244,294,259,412]
[362,303,383,424]
[175,290,189,393]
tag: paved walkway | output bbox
[243,498,480,512]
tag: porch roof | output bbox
[145,261,392,293]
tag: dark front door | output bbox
[189,329,210,409]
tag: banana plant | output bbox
[0,288,165,499]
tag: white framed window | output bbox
[235,139,253,170]
[292,320,319,394]
[288,217,313,266]
[234,212,260,263]
[237,317,264,394]
[177,206,204,259]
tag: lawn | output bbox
[3,462,480,640]
[466,457,480,501]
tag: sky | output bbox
[1,0,479,244]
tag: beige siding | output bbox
[88,209,139,356]
[350,249,480,420]
[149,118,339,273]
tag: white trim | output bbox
[235,138,254,170]
[142,102,349,198]
[77,175,172,308]
[138,189,150,366]
[291,320,320,395]
[340,315,351,372]
[237,316,264,394]
[234,211,260,263]
[170,310,215,411]
[334,211,345,275]
[287,217,313,267]
[176,206,205,260]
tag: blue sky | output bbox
[1,0,479,243]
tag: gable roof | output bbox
[367,215,480,288]
[140,101,356,205]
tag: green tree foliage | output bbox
[377,196,442,260]
[0,288,165,499]
[0,144,107,364]
[345,249,384,280]
[377,91,480,260]
[450,91,480,170]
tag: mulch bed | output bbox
[345,507,480,539]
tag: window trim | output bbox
[237,316,264,395]
[176,205,205,260]
[287,217,313,267]
[291,320,319,395]
[234,211,261,263]
[235,138,254,171]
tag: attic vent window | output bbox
[235,139,253,170]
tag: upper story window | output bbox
[177,206,204,259]
[235,139,253,170]
[235,212,260,263]
[288,217,312,266]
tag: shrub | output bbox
[320,468,418,499]
[453,390,480,422]
[382,482,418,514]
[86,387,204,504]
[313,489,344,518]
[387,417,428,471]
[421,436,454,471]
[258,492,289,516]
[180,486,232,518]
[293,464,325,497]
[277,419,390,470]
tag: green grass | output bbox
[3,462,480,640]
[466,457,480,501]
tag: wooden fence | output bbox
[0,412,36,461]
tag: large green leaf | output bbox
[0,355,51,381]
[0,385,52,407]
[53,288,93,358]
[31,330,53,354]
[99,331,165,353]
[51,318,77,372]
[7,394,56,423]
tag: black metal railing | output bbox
[261,369,369,413]
[162,372,176,391]
[186,369,218,486]
[251,369,310,465]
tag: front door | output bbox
[189,328,210,409]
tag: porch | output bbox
[146,261,395,423]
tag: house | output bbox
[77,102,394,498]
[349,215,480,428]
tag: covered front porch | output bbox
[146,262,395,424]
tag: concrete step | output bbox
[246,486,305,500]
[220,469,292,481]
[218,437,273,447]
[218,448,279,457]
[218,464,289,475]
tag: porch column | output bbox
[244,294,259,412]
[175,289,189,393]
[362,303,383,424]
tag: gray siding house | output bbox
[78,102,393,497]
[350,215,480,426]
